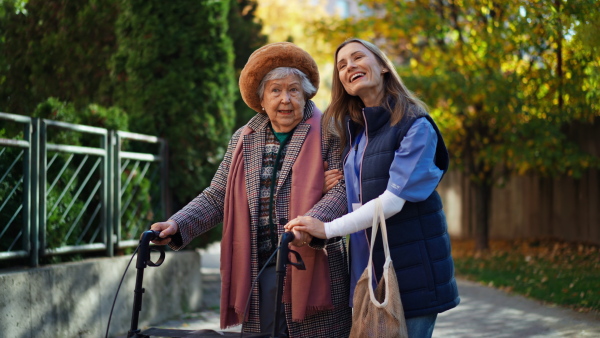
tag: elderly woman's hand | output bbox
[149,219,178,245]
[285,216,327,239]
[323,161,343,195]
[289,228,313,247]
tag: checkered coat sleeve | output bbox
[167,126,237,247]
[169,101,351,338]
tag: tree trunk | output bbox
[473,179,492,251]
[555,0,563,110]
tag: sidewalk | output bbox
[152,243,600,337]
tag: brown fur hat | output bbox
[239,42,319,113]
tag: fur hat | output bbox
[239,42,319,113]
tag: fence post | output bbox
[29,118,39,267]
[22,119,31,264]
[38,119,47,262]
[103,130,113,257]
[113,131,121,247]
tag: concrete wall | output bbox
[0,250,203,338]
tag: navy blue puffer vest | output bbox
[343,103,460,318]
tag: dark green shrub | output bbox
[0,0,119,115]
[111,0,237,208]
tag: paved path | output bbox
[152,243,600,337]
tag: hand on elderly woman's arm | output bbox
[323,161,343,195]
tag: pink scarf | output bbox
[220,109,333,328]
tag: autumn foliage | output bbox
[315,0,600,250]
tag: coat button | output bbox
[279,218,288,225]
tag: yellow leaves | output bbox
[480,6,490,16]
[255,0,338,108]
[410,58,418,69]
[537,83,550,100]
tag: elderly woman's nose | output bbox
[281,91,291,103]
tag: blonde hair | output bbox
[324,38,428,145]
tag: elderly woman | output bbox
[150,42,351,338]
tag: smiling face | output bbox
[336,42,387,107]
[260,74,306,133]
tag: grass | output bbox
[451,238,600,313]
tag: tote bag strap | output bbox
[366,198,393,308]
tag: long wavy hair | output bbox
[324,38,428,147]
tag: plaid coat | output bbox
[170,101,352,338]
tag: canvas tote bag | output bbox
[349,198,408,338]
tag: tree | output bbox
[0,0,119,115]
[227,0,268,129]
[315,0,600,250]
[111,0,237,207]
[255,0,338,109]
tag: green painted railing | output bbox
[0,112,169,266]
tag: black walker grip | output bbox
[137,230,166,269]
[275,232,306,273]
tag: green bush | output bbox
[227,0,268,129]
[111,0,237,209]
[0,0,119,115]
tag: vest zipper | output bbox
[359,108,373,266]
[359,108,367,205]
[344,121,352,164]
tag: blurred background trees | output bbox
[110,0,236,206]
[0,0,266,215]
[0,0,598,251]
[314,0,600,250]
[0,0,119,114]
[228,0,268,129]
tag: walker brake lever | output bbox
[146,246,165,267]
[137,230,168,268]
[287,249,306,270]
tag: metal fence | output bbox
[0,112,168,266]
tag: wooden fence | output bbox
[439,119,600,245]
